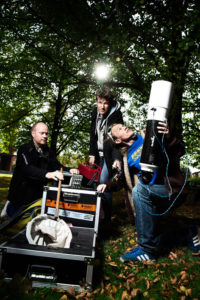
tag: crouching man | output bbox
[97,122,199,262]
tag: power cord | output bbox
[137,117,189,216]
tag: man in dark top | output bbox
[89,86,123,165]
[4,122,79,218]
[98,122,200,261]
[89,86,124,222]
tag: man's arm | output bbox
[103,139,123,178]
[17,146,79,181]
[89,109,98,159]
[17,146,48,180]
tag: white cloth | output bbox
[26,214,72,248]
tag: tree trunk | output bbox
[50,89,63,155]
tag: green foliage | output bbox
[0,0,199,165]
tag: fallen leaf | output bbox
[170,276,178,284]
[180,272,187,281]
[180,285,186,293]
[169,251,178,260]
[121,290,128,299]
[112,285,117,294]
[180,270,187,280]
[59,295,68,300]
[92,288,100,294]
[143,260,154,265]
[131,288,141,297]
[75,292,87,299]
[125,247,133,252]
[56,289,66,294]
[160,263,167,267]
[105,282,112,291]
[118,273,126,279]
[172,262,179,266]
[192,252,200,256]
[126,279,131,291]
[186,288,192,296]
[85,292,92,297]
[129,239,135,245]
[108,261,118,267]
[153,277,160,283]
[127,273,135,279]
[146,277,151,290]
[66,286,75,297]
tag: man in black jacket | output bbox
[89,86,124,222]
[4,122,79,218]
[89,86,123,166]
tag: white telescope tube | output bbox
[140,80,173,183]
[147,80,173,121]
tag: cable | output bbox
[137,116,189,216]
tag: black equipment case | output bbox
[0,183,101,291]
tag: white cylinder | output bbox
[147,80,173,120]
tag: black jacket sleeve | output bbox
[103,139,123,177]
[89,108,98,157]
[16,146,48,180]
[16,144,70,181]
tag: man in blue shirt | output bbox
[98,122,200,262]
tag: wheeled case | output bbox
[0,185,101,291]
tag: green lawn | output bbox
[0,175,200,299]
[0,174,12,210]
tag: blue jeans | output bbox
[99,157,112,222]
[132,182,170,254]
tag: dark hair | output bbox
[96,86,114,105]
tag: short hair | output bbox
[96,86,114,105]
[31,122,47,133]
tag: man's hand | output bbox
[89,156,95,164]
[45,171,64,181]
[69,168,80,175]
[140,129,146,138]
[112,160,121,170]
[141,119,170,139]
[157,120,170,138]
[97,184,107,193]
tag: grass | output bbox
[0,174,200,299]
[0,174,12,206]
